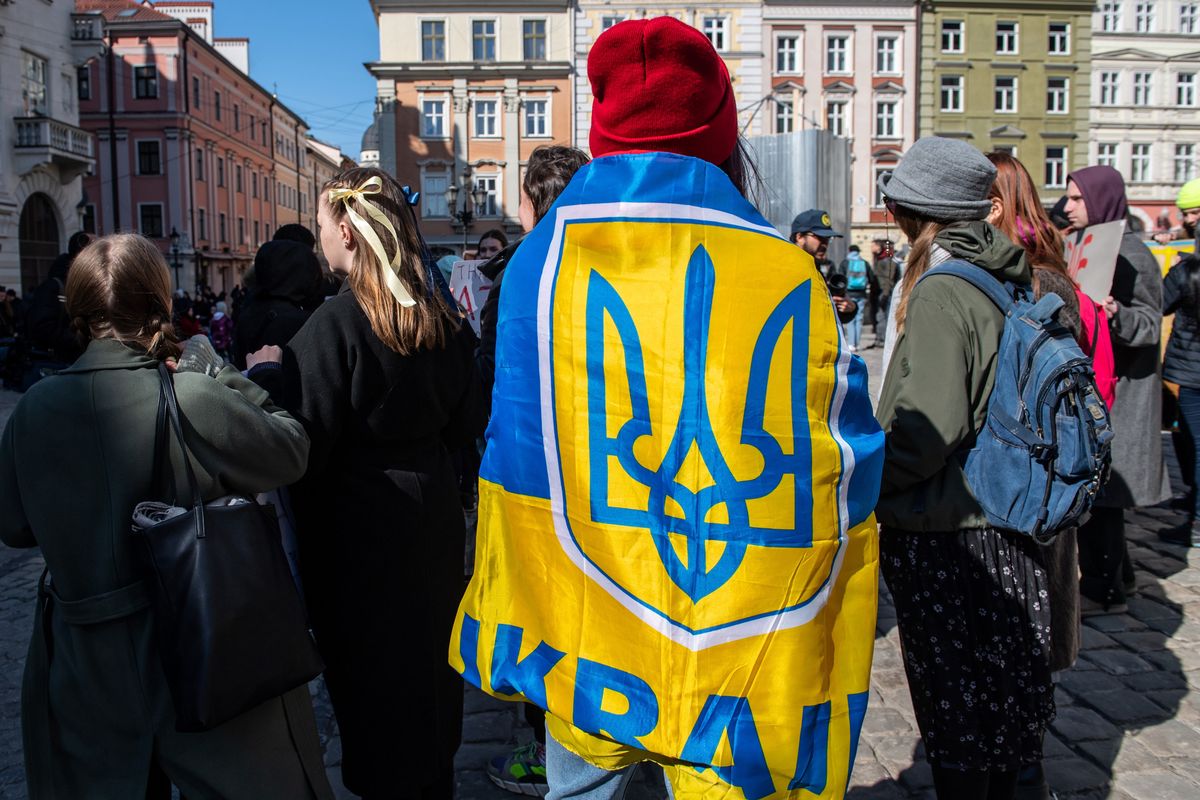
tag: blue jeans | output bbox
[1179,386,1200,520]
[844,294,865,348]
[546,735,672,800]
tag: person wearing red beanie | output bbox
[588,16,738,167]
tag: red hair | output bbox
[986,152,1068,275]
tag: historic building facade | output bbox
[1090,0,1200,232]
[0,2,103,294]
[761,1,918,246]
[78,0,311,292]
[919,1,1094,198]
[368,0,574,252]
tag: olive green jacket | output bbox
[0,339,333,800]
[875,222,1031,532]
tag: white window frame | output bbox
[421,19,446,62]
[873,166,895,208]
[524,97,550,138]
[1176,144,1196,182]
[825,99,848,137]
[940,75,964,112]
[1048,22,1071,55]
[994,145,1018,159]
[995,21,1019,55]
[776,34,800,75]
[1097,142,1119,168]
[420,97,448,139]
[702,16,729,53]
[874,98,899,139]
[825,34,851,75]
[472,19,498,62]
[1183,3,1199,34]
[1135,2,1156,33]
[775,98,794,134]
[523,18,548,61]
[1131,142,1152,182]
[875,34,900,76]
[1100,71,1121,105]
[1101,2,1123,32]
[1133,72,1153,106]
[601,15,625,32]
[474,97,499,138]
[421,170,450,218]
[1045,147,1068,189]
[1047,77,1070,114]
[474,173,500,217]
[135,138,162,176]
[941,20,964,54]
[1178,72,1197,107]
[995,76,1019,113]
[137,202,165,239]
[21,51,49,116]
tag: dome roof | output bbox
[360,118,380,153]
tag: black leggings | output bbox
[931,765,1018,800]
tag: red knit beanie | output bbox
[588,17,737,166]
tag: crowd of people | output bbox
[0,14,1197,800]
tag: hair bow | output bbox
[327,176,416,308]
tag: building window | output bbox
[473,20,497,61]
[995,76,1018,113]
[137,140,161,175]
[1133,72,1153,105]
[940,75,964,112]
[77,66,91,101]
[1100,71,1121,105]
[876,36,899,74]
[941,20,964,53]
[474,175,499,217]
[775,98,793,134]
[198,208,208,240]
[1178,73,1197,106]
[873,166,893,207]
[1047,78,1069,114]
[994,145,1017,158]
[703,17,728,52]
[601,16,625,31]
[422,100,446,138]
[1045,147,1068,188]
[252,171,258,198]
[215,91,222,120]
[1097,143,1118,168]
[826,100,847,137]
[217,157,225,187]
[1136,2,1156,32]
[475,99,498,137]
[776,35,799,73]
[1102,2,1123,32]
[1176,144,1196,182]
[21,52,48,116]
[219,212,227,242]
[233,105,240,131]
[524,99,548,137]
[875,100,898,138]
[139,204,164,239]
[194,148,204,180]
[1048,23,1071,55]
[995,22,1018,55]
[422,20,445,61]
[254,220,260,245]
[236,165,243,193]
[422,173,449,218]
[238,217,245,245]
[1132,143,1152,182]
[134,65,158,99]
[523,20,547,61]
[263,179,269,203]
[826,35,849,74]
[1184,3,1199,34]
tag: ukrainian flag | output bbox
[452,153,885,799]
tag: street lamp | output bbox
[444,168,490,254]
[169,227,181,289]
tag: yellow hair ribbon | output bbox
[328,176,417,308]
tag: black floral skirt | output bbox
[880,526,1055,772]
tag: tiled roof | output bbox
[74,0,177,23]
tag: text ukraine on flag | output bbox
[452,153,886,800]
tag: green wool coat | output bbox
[0,338,334,800]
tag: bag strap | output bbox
[918,259,1018,314]
[156,363,207,538]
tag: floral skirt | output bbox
[880,526,1055,771]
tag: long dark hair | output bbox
[1182,258,1200,313]
[719,139,763,205]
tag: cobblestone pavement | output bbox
[1,332,1200,798]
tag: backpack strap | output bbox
[917,259,1019,314]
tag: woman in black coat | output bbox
[250,168,486,800]
[1163,252,1200,546]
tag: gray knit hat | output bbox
[877,137,996,221]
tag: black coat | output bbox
[1164,256,1200,389]
[253,283,486,796]
[26,257,80,362]
[476,239,520,408]
[233,241,323,369]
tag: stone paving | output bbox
[1,334,1200,798]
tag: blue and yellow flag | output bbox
[452,153,885,799]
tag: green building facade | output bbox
[919,0,1094,193]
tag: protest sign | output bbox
[1066,220,1126,304]
[449,259,491,337]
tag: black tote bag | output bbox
[130,363,323,732]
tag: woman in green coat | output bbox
[0,234,334,799]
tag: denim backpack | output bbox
[917,260,1113,542]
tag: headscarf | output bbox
[1067,165,1128,225]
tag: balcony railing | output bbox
[15,117,94,159]
[71,13,104,42]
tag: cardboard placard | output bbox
[1066,219,1126,304]
[449,259,492,337]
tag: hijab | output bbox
[1067,165,1129,225]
